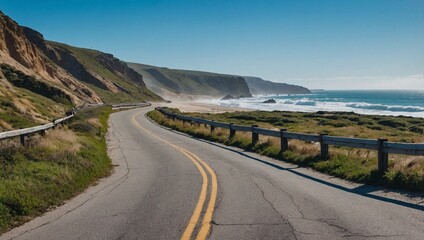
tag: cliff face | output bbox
[127,63,252,98]
[0,11,161,129]
[0,14,46,74]
[244,77,311,95]
[0,14,102,104]
[95,53,147,88]
[0,11,161,104]
[197,75,251,97]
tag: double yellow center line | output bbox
[132,112,218,240]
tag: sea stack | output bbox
[263,99,276,103]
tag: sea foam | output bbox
[206,91,424,118]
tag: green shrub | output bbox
[378,119,407,128]
[409,126,424,134]
[0,203,11,232]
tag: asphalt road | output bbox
[2,106,423,240]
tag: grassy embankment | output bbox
[148,109,424,192]
[0,106,112,233]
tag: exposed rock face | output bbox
[0,14,54,81]
[204,75,252,98]
[95,53,146,87]
[0,13,102,104]
[0,11,161,107]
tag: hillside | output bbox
[244,76,311,95]
[0,11,161,129]
[127,63,252,99]
[127,63,311,99]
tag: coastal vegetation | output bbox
[148,109,424,192]
[0,106,112,233]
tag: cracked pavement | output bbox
[2,106,423,240]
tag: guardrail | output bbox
[0,114,74,146]
[111,102,151,109]
[0,102,152,146]
[157,108,424,174]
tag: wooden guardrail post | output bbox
[252,125,259,145]
[20,135,25,146]
[319,134,329,159]
[377,138,389,174]
[280,129,288,152]
[40,130,46,136]
[210,121,215,133]
[229,123,236,139]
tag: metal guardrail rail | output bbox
[0,114,74,145]
[0,102,151,146]
[111,102,151,109]
[158,108,424,174]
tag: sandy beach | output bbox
[159,101,250,113]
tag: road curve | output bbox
[1,106,423,240]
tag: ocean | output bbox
[209,90,424,118]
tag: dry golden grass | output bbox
[391,155,424,173]
[0,119,12,130]
[11,98,45,123]
[288,140,320,156]
[88,118,102,128]
[38,128,81,153]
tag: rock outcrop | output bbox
[96,53,146,87]
[263,99,276,103]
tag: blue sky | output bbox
[1,0,423,89]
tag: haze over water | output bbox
[212,90,424,118]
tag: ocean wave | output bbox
[346,103,424,112]
[214,91,424,117]
[295,100,316,106]
[281,99,316,106]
